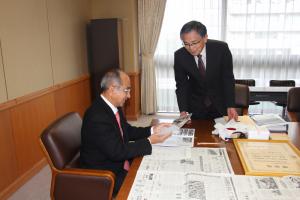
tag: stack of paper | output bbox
[251,114,289,133]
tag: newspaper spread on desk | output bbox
[139,146,234,174]
[127,146,300,200]
[128,172,300,200]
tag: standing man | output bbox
[80,69,171,195]
[174,21,238,120]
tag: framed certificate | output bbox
[234,139,300,176]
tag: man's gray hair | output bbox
[180,21,207,38]
[100,68,122,92]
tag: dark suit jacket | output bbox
[174,39,235,116]
[80,96,152,176]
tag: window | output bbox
[155,0,300,112]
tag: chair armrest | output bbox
[53,168,115,200]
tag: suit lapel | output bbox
[118,109,128,142]
[205,41,213,80]
[97,97,125,141]
[182,49,204,81]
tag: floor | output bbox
[7,104,283,199]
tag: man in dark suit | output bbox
[174,21,238,120]
[80,69,171,195]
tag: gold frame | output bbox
[234,139,300,176]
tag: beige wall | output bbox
[47,0,90,84]
[91,0,139,73]
[0,43,7,102]
[0,0,91,103]
[0,0,53,100]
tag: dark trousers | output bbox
[113,169,127,196]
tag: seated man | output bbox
[80,68,171,195]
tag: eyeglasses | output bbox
[122,88,131,94]
[113,86,131,94]
[183,40,201,48]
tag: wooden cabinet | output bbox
[87,18,123,100]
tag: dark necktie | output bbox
[197,55,211,107]
[197,54,206,77]
[115,111,130,171]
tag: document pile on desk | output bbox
[213,115,289,140]
[250,114,289,133]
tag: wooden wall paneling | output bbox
[54,77,92,118]
[0,75,90,198]
[10,93,57,175]
[125,72,140,120]
[0,109,18,197]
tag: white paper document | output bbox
[233,175,300,200]
[154,128,195,147]
[251,114,288,127]
[128,172,300,200]
[127,171,237,200]
[140,147,234,174]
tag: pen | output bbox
[197,142,220,145]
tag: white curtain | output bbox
[227,0,300,86]
[155,0,300,112]
[138,0,166,114]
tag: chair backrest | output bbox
[40,112,82,170]
[235,79,255,86]
[287,87,300,112]
[235,84,249,115]
[270,80,295,87]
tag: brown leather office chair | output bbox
[287,87,300,122]
[235,79,259,106]
[40,112,115,200]
[270,80,296,118]
[235,84,249,115]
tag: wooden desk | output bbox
[116,119,300,200]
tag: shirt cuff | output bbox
[147,137,152,144]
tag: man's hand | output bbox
[149,123,172,144]
[152,123,172,134]
[180,111,188,117]
[179,111,192,124]
[227,107,238,121]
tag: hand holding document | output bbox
[149,123,172,144]
[154,128,195,147]
[159,124,180,135]
[152,114,195,147]
[213,116,271,140]
[173,113,192,128]
[213,118,248,140]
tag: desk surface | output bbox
[116,119,300,200]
